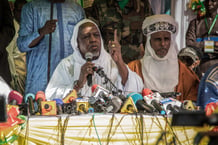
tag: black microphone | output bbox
[143,91,166,115]
[128,92,154,113]
[85,52,93,87]
[159,92,181,98]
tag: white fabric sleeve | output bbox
[45,61,74,100]
[116,66,144,96]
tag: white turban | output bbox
[142,14,178,36]
[140,14,179,93]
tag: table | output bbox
[16,113,203,145]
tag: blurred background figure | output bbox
[17,0,85,96]
[85,0,152,64]
[178,46,203,79]
[6,0,27,95]
[186,0,218,74]
[0,0,15,85]
[197,63,218,110]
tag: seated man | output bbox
[178,46,202,79]
[197,63,218,109]
[128,14,199,102]
[45,19,143,99]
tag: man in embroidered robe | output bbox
[128,14,199,101]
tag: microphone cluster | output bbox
[2,85,197,117]
[87,85,198,115]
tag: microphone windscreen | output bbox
[8,90,23,105]
[35,91,46,101]
[92,84,98,93]
[110,96,122,113]
[85,52,93,61]
[142,88,153,96]
[127,92,143,104]
[53,98,64,105]
[25,93,35,103]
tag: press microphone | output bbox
[25,93,36,115]
[159,92,181,98]
[91,84,110,98]
[160,97,182,115]
[127,92,154,113]
[85,52,93,87]
[142,89,165,115]
[35,91,46,114]
[53,98,63,115]
[8,90,23,105]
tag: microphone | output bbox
[142,88,153,96]
[160,97,182,115]
[25,93,36,115]
[0,95,7,122]
[90,84,122,113]
[8,90,23,105]
[63,89,77,103]
[159,92,181,98]
[53,98,64,115]
[127,92,154,113]
[85,52,93,87]
[91,84,110,97]
[142,89,165,115]
[108,95,123,113]
[182,100,196,110]
[35,91,46,114]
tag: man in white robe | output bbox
[45,19,143,99]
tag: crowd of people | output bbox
[0,0,217,112]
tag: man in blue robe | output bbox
[17,0,85,96]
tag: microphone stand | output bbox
[47,0,54,84]
[95,67,123,97]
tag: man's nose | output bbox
[160,39,166,46]
[90,34,96,42]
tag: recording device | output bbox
[85,52,93,87]
[8,90,23,105]
[0,95,7,122]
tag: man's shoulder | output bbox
[128,59,141,66]
[205,64,218,87]
[178,60,199,81]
